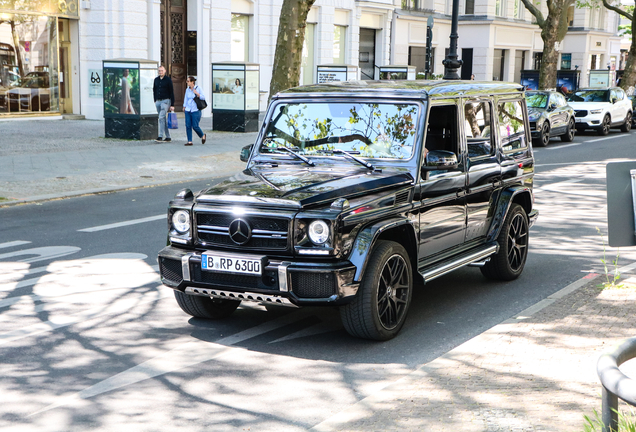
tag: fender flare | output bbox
[487,187,534,242]
[348,217,418,282]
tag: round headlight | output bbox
[172,210,190,234]
[308,220,330,245]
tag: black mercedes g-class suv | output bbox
[158,80,538,340]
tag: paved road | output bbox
[0,127,635,431]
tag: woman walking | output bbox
[183,76,207,146]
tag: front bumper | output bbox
[574,113,603,128]
[158,246,359,307]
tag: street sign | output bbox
[427,16,434,29]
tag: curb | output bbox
[310,270,614,432]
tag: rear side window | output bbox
[464,100,494,158]
[497,99,527,152]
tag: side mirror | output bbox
[611,97,618,104]
[240,144,253,162]
[421,150,459,172]
[548,103,557,111]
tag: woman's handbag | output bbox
[194,95,207,110]
[167,111,178,129]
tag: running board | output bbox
[419,244,498,283]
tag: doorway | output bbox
[160,0,187,110]
[359,28,376,80]
[59,18,72,114]
[461,48,473,79]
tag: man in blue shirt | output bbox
[153,65,175,142]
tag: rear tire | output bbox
[340,240,412,341]
[620,112,632,132]
[174,290,241,319]
[560,118,576,142]
[480,204,529,281]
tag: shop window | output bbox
[301,23,316,85]
[333,25,346,64]
[533,52,543,70]
[231,14,249,62]
[561,53,572,70]
[0,14,59,114]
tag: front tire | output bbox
[535,122,550,147]
[481,204,529,281]
[597,114,611,136]
[620,112,632,132]
[340,240,413,341]
[560,118,576,142]
[174,290,241,319]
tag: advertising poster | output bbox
[317,69,347,84]
[245,70,259,111]
[103,63,140,115]
[589,71,610,88]
[213,69,244,110]
[139,68,156,115]
[88,69,103,98]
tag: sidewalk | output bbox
[0,115,257,205]
[1,117,636,431]
[312,268,636,432]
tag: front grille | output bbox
[575,110,588,117]
[290,272,337,298]
[160,257,183,284]
[195,211,290,251]
[529,121,537,130]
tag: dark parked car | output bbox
[158,81,538,340]
[526,90,575,146]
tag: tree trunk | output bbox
[539,12,561,89]
[10,20,25,78]
[620,12,636,92]
[268,0,316,102]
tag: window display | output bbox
[0,15,59,114]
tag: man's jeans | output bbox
[156,99,171,139]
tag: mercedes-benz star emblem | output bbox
[228,218,251,245]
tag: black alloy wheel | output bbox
[620,112,632,132]
[536,122,550,147]
[597,114,611,136]
[561,117,576,142]
[481,204,529,281]
[174,290,241,319]
[340,240,413,341]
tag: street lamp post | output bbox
[442,0,463,80]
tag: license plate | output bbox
[201,253,263,275]
[575,118,583,122]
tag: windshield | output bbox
[526,92,548,108]
[568,90,609,103]
[259,101,420,160]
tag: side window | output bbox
[497,99,527,152]
[464,99,494,158]
[610,90,618,101]
[424,104,459,157]
[617,89,625,100]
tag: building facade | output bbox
[0,0,623,120]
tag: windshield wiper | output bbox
[277,146,315,167]
[332,149,377,171]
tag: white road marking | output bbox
[546,142,581,150]
[586,135,624,143]
[0,240,31,250]
[30,310,304,416]
[0,246,80,264]
[78,214,166,232]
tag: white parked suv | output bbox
[567,87,632,135]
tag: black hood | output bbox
[196,167,414,208]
